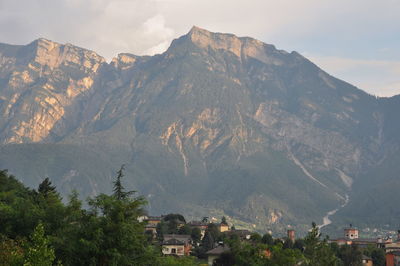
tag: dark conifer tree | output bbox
[38,178,58,198]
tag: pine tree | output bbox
[38,178,58,198]
[304,222,339,266]
[112,165,134,200]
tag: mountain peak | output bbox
[185,26,244,57]
[183,27,289,66]
[27,38,105,69]
[188,25,210,35]
[34,37,59,46]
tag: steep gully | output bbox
[318,194,350,229]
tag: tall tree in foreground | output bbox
[85,165,154,266]
[113,165,134,200]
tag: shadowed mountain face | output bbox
[0,27,399,234]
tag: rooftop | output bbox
[163,234,191,243]
[162,238,185,245]
[206,245,231,255]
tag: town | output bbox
[141,213,400,266]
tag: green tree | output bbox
[178,224,192,235]
[283,237,294,249]
[156,255,199,266]
[163,213,186,224]
[201,230,215,252]
[0,170,41,238]
[200,223,222,253]
[87,192,150,265]
[250,232,262,243]
[35,178,65,238]
[24,223,55,266]
[337,244,362,266]
[221,216,227,225]
[190,228,202,244]
[269,243,304,266]
[370,248,385,266]
[37,178,58,198]
[156,221,169,241]
[161,213,186,234]
[293,239,305,251]
[51,191,87,266]
[363,245,385,266]
[303,222,339,266]
[262,233,274,245]
[228,241,270,266]
[0,236,25,266]
[113,165,134,200]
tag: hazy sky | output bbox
[0,0,399,96]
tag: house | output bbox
[361,255,373,266]
[162,234,192,256]
[287,229,295,242]
[385,241,400,266]
[331,236,392,248]
[144,216,163,238]
[145,216,162,225]
[218,221,229,233]
[386,251,400,266]
[330,225,392,248]
[344,226,359,239]
[144,223,158,237]
[162,238,186,256]
[386,238,400,253]
[206,244,231,266]
[188,221,209,239]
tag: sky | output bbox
[0,0,399,97]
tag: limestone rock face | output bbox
[0,27,399,233]
[179,26,290,68]
[0,39,106,143]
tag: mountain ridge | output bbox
[0,27,399,235]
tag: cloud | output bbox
[0,0,175,60]
[142,14,174,55]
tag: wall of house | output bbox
[344,229,359,239]
[219,225,229,232]
[162,245,185,256]
[208,255,219,266]
[361,259,373,266]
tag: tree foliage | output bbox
[23,223,55,266]
[0,170,392,266]
[303,222,339,266]
[0,168,158,266]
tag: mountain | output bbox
[0,27,399,235]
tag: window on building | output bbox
[171,248,176,254]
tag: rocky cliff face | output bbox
[0,27,398,234]
[0,38,105,144]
